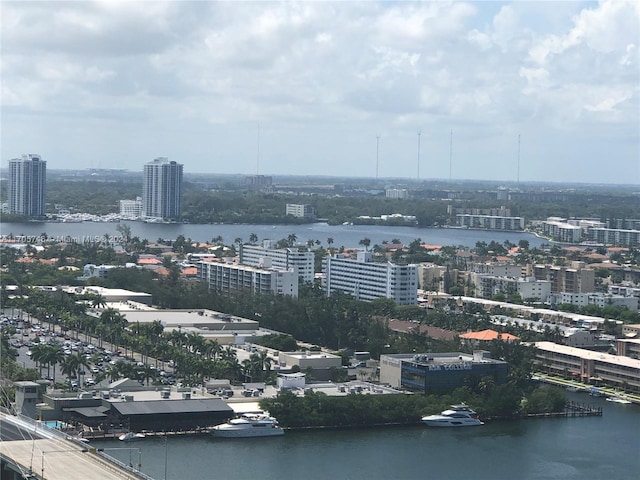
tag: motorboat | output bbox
[421,404,483,427]
[606,395,632,404]
[119,432,146,442]
[211,413,284,438]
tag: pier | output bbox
[525,401,602,419]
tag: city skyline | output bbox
[1,1,639,185]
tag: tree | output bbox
[249,233,258,244]
[359,238,371,251]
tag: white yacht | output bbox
[421,404,483,427]
[119,432,146,442]
[211,413,284,438]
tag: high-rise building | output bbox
[8,154,47,217]
[142,157,183,220]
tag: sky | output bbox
[1,1,639,184]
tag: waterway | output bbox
[91,393,639,480]
[0,221,547,249]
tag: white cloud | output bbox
[1,0,638,183]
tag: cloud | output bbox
[1,0,638,183]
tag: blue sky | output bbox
[1,1,638,184]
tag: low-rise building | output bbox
[534,341,640,393]
[285,203,315,219]
[456,214,524,231]
[380,351,508,393]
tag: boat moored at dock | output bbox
[211,413,284,438]
[421,404,483,427]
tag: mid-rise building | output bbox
[119,197,143,218]
[532,264,595,293]
[588,228,640,247]
[385,188,409,200]
[285,204,315,219]
[469,273,551,301]
[240,240,314,283]
[8,154,46,217]
[142,157,183,220]
[456,214,524,231]
[542,218,581,243]
[197,260,298,297]
[549,292,638,311]
[322,251,418,305]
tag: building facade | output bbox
[142,157,183,220]
[456,214,524,231]
[197,260,298,297]
[380,351,508,393]
[532,264,595,293]
[285,203,315,219]
[322,251,418,305]
[8,154,46,217]
[534,341,640,393]
[240,240,314,283]
[119,197,143,218]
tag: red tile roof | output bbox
[459,329,519,342]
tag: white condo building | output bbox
[8,154,46,217]
[285,204,315,219]
[119,197,143,218]
[322,251,418,305]
[197,260,298,297]
[240,240,314,283]
[142,157,183,220]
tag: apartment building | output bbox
[119,197,143,218]
[8,154,46,217]
[549,292,638,311]
[534,341,640,393]
[239,240,314,283]
[588,228,640,247]
[142,157,183,220]
[197,260,298,297]
[385,188,409,199]
[532,264,595,293]
[469,273,551,301]
[456,214,524,231]
[542,218,581,243]
[322,251,417,305]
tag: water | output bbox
[0,221,547,249]
[91,394,639,480]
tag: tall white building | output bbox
[240,240,314,283]
[8,154,46,217]
[197,260,298,297]
[142,157,183,220]
[322,251,418,305]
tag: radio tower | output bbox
[449,129,453,182]
[417,131,421,180]
[376,134,380,179]
[517,133,521,184]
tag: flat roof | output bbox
[535,341,640,369]
[111,398,233,416]
[106,309,259,329]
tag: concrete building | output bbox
[385,188,409,199]
[608,284,640,299]
[417,264,448,291]
[240,240,315,283]
[470,263,524,277]
[542,218,582,243]
[8,154,46,217]
[549,292,638,311]
[119,197,143,218]
[197,260,298,297]
[469,273,551,301]
[588,228,640,247]
[532,264,595,293]
[142,157,183,220]
[323,251,418,305]
[380,351,508,393]
[616,338,640,359]
[456,214,524,231]
[534,341,640,393]
[285,203,315,219]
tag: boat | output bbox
[211,413,284,438]
[606,395,632,404]
[421,404,483,427]
[118,432,146,442]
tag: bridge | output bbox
[0,412,153,480]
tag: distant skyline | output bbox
[1,1,639,185]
